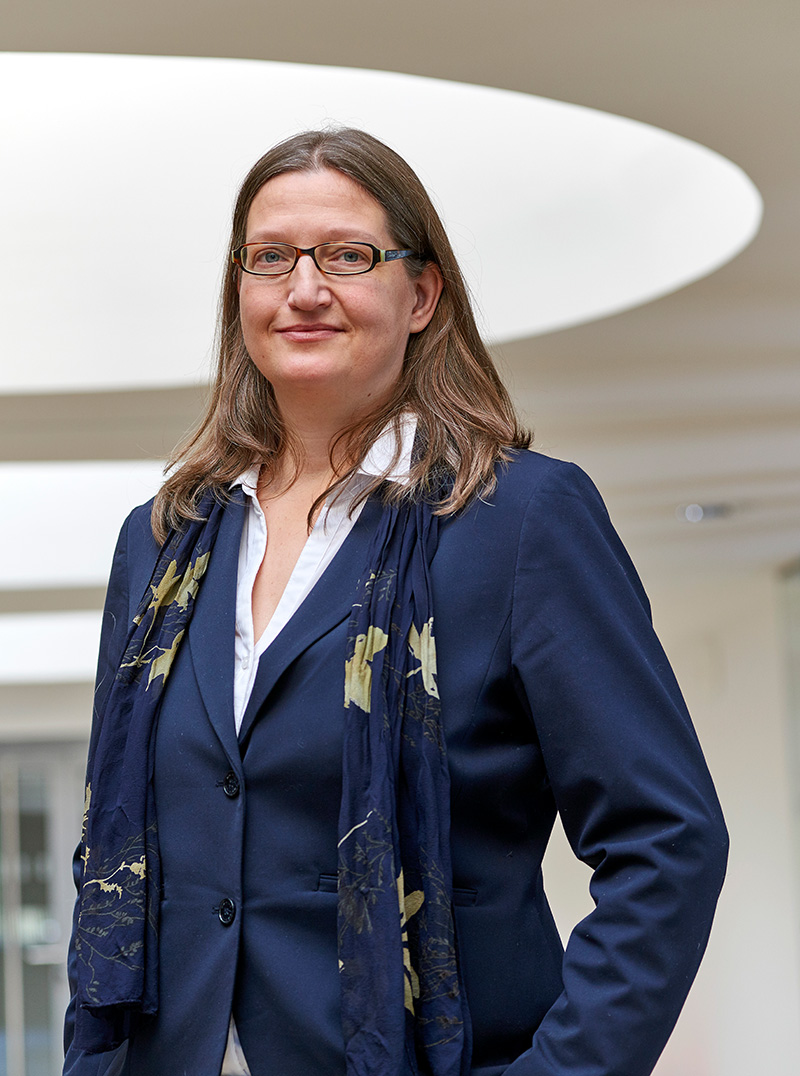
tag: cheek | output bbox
[358,284,416,338]
[238,306,255,351]
[238,289,275,340]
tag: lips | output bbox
[276,323,344,341]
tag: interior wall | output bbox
[544,565,800,1075]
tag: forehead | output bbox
[245,169,391,243]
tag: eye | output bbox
[321,243,373,271]
[257,245,290,263]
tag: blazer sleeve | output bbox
[63,513,135,1074]
[504,460,728,1076]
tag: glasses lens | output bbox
[242,243,296,275]
[316,243,375,274]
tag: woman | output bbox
[65,128,727,1076]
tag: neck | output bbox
[272,385,382,480]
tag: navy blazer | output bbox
[64,451,728,1076]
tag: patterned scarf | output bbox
[75,486,471,1076]
[339,493,471,1076]
[75,489,225,1052]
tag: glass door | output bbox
[0,744,86,1076]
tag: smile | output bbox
[276,324,344,341]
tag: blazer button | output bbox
[218,898,236,926]
[222,771,240,798]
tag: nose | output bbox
[286,252,332,310]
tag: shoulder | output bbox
[119,497,161,568]
[113,490,244,602]
[440,450,607,539]
[483,449,608,519]
[497,451,651,619]
[98,498,160,629]
[438,450,614,574]
[466,449,649,607]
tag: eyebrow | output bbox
[244,228,386,246]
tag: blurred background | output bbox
[1,3,799,1074]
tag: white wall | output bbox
[543,566,800,1075]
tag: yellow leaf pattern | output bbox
[82,783,92,837]
[398,869,425,1013]
[344,625,389,712]
[408,618,439,699]
[146,628,185,688]
[122,551,211,688]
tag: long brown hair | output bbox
[152,127,530,541]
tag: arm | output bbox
[507,461,727,1076]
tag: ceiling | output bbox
[1,0,798,601]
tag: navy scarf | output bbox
[75,487,471,1076]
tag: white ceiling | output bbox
[0,53,760,393]
[0,1,798,621]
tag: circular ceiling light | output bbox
[677,502,734,523]
[0,53,762,394]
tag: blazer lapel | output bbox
[188,490,246,768]
[237,495,383,745]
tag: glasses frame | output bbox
[231,241,419,277]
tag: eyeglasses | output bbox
[231,241,419,277]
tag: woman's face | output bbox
[237,169,442,413]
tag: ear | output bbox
[409,263,444,333]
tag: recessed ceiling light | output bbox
[676,503,733,523]
[0,53,762,394]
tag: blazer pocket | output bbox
[317,873,478,906]
[317,873,339,893]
